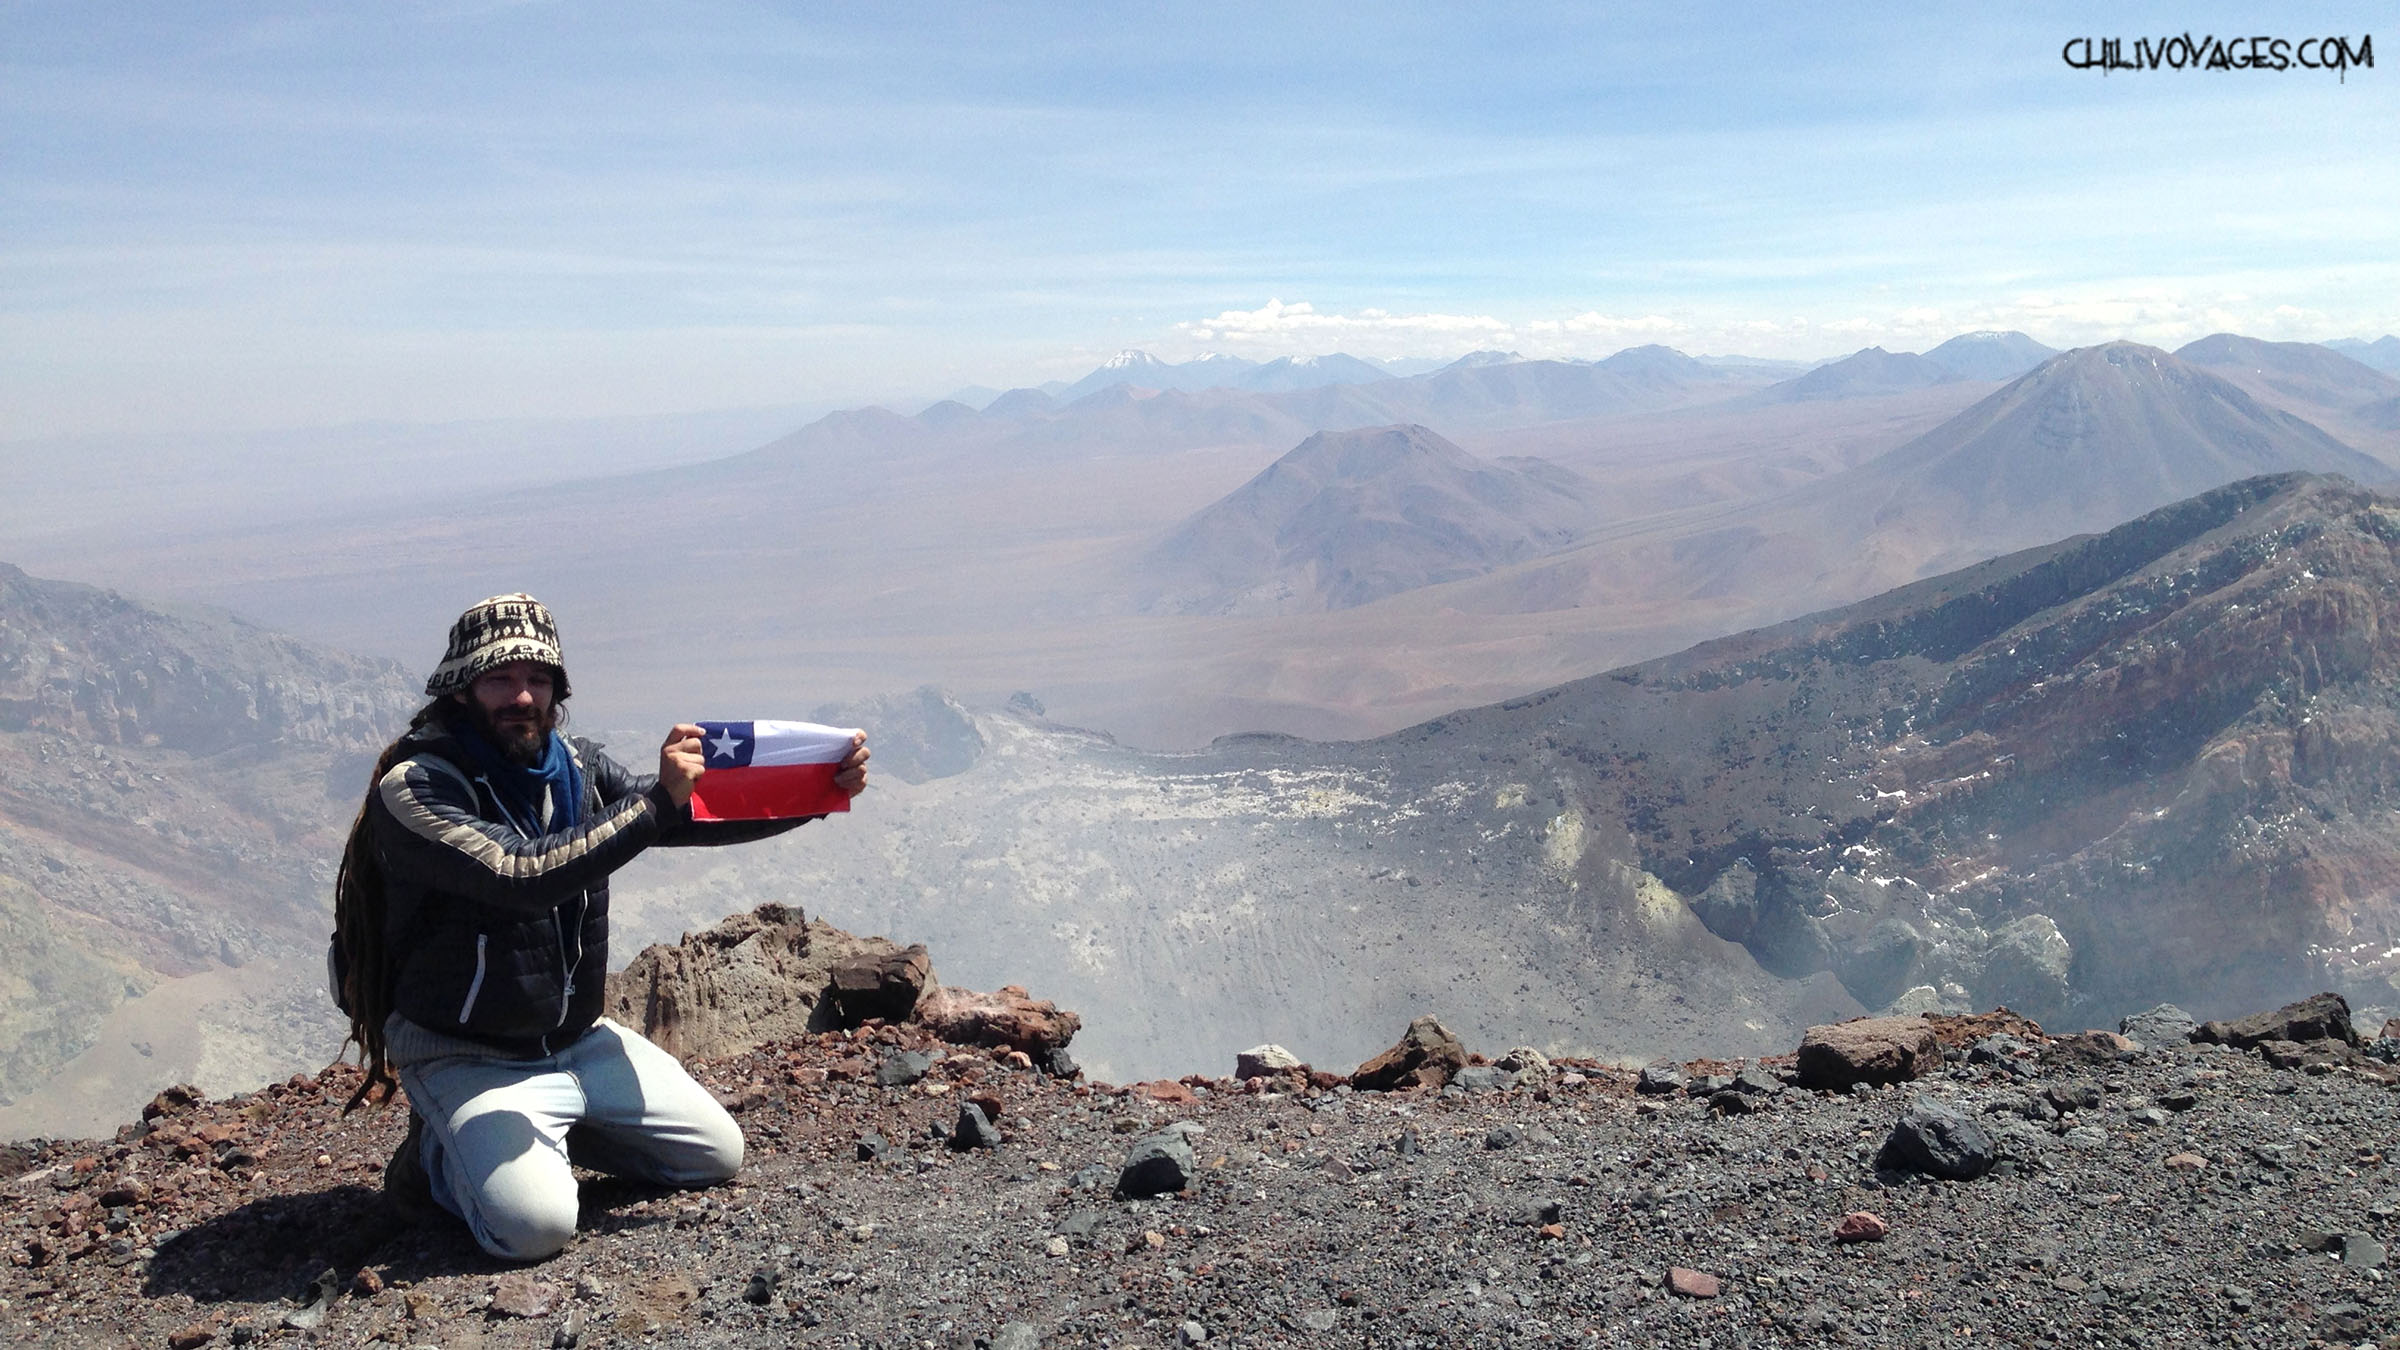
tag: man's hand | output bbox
[834,731,870,798]
[658,723,707,807]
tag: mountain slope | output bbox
[1805,342,2390,570]
[1136,425,1600,614]
[1404,473,2400,1020]
[2177,333,2400,408]
[638,474,2400,1081]
[0,565,418,1135]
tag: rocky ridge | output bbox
[623,473,2400,1086]
[0,565,419,1128]
[6,916,2400,1348]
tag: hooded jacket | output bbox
[367,719,802,1056]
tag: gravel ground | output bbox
[5,1014,2399,1348]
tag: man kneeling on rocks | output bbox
[328,593,868,1261]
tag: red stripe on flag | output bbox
[688,761,851,821]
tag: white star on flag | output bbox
[707,727,745,760]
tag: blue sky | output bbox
[3,2,2394,435]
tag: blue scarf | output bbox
[453,724,585,837]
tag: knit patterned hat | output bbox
[424,593,571,698]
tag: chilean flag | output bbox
[689,720,860,821]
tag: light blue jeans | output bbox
[394,1017,744,1261]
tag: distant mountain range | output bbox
[2328,335,2400,374]
[1753,333,2059,403]
[1358,341,2392,667]
[1039,332,2064,413]
[2173,334,2400,448]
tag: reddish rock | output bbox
[1795,1016,1940,1089]
[967,1091,1006,1120]
[1537,1223,1566,1241]
[910,984,1081,1055]
[1351,1015,1469,1092]
[166,1325,214,1350]
[2062,1030,2138,1055]
[97,1176,150,1208]
[1667,1267,1721,1298]
[352,1268,386,1297]
[2164,1152,2208,1172]
[1140,1080,1196,1105]
[1832,1211,1889,1243]
[143,1085,203,1121]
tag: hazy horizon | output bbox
[4,3,2393,439]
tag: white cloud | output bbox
[1175,299,1515,357]
[1147,287,2400,373]
[1522,311,1679,338]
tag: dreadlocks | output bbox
[333,700,448,1112]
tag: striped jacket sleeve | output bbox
[370,754,669,916]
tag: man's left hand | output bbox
[834,732,870,797]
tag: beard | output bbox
[466,698,556,768]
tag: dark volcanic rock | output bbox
[2194,992,2357,1049]
[829,944,934,1026]
[1880,1098,1999,1180]
[1635,1061,1686,1095]
[1118,1127,1197,1198]
[874,1050,935,1088]
[950,1103,1001,1151]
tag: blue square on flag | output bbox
[687,719,862,821]
[699,721,756,769]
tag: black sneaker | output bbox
[383,1110,440,1225]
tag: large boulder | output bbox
[2194,992,2357,1049]
[910,984,1080,1055]
[1795,1016,1940,1090]
[1351,1015,1468,1091]
[605,905,937,1059]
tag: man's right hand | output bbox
[658,724,707,807]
